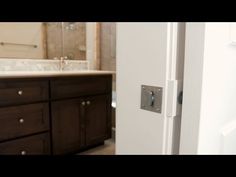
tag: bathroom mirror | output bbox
[0,22,88,60]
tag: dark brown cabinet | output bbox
[51,98,83,155]
[85,95,111,147]
[51,76,112,155]
[0,103,49,142]
[0,133,50,155]
[0,80,48,106]
[0,74,112,155]
[0,78,51,155]
[51,95,111,155]
[50,76,110,99]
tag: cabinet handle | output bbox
[81,101,86,106]
[18,90,23,95]
[21,150,26,155]
[19,118,24,123]
[86,101,91,105]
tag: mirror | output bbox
[0,22,87,60]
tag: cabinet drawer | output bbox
[0,103,49,141]
[0,80,49,106]
[51,75,112,99]
[0,133,50,155]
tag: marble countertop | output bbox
[0,70,115,78]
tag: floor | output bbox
[78,139,115,155]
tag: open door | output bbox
[116,23,185,154]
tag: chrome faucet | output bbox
[59,56,68,71]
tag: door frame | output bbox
[163,23,185,154]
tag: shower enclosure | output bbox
[45,22,86,60]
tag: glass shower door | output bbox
[61,22,86,60]
[45,22,86,60]
[45,22,63,59]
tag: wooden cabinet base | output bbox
[0,75,112,155]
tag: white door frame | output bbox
[163,23,185,154]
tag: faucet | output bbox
[59,56,68,71]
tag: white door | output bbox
[116,23,185,154]
[180,23,236,154]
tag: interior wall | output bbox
[45,23,62,59]
[86,23,96,70]
[100,22,116,90]
[100,23,117,136]
[100,23,116,71]
[0,22,45,59]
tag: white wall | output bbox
[180,23,236,154]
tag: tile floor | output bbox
[78,139,115,155]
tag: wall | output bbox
[180,23,236,154]
[100,23,116,90]
[86,23,96,70]
[0,23,45,59]
[45,23,62,59]
[100,23,116,71]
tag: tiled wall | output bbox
[45,23,63,59]
[46,22,86,60]
[101,23,116,71]
[0,58,89,71]
[100,23,116,90]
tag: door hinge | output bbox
[166,80,182,117]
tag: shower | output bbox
[45,22,86,60]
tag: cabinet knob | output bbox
[19,118,24,123]
[21,150,26,155]
[18,90,23,95]
[86,101,91,105]
[81,101,86,106]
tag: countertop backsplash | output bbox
[0,58,89,71]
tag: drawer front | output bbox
[51,75,112,99]
[0,103,49,141]
[0,80,49,106]
[0,133,50,155]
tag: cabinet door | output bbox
[51,98,83,155]
[85,94,111,146]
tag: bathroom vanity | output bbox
[0,71,113,155]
